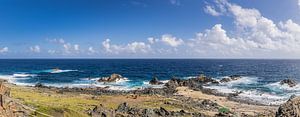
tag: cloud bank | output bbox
[2,0,300,58]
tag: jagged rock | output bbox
[97,74,125,82]
[154,107,170,116]
[165,76,218,90]
[149,77,163,85]
[88,102,207,117]
[34,83,44,88]
[220,75,241,83]
[280,79,297,87]
[116,102,131,113]
[89,104,115,117]
[276,96,300,117]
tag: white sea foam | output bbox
[218,76,258,85]
[13,73,36,78]
[266,81,300,92]
[50,69,78,73]
[142,80,169,88]
[203,76,291,105]
[0,74,32,84]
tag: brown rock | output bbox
[276,96,300,117]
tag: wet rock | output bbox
[165,75,218,89]
[97,73,125,82]
[149,77,163,85]
[280,79,297,87]
[220,75,241,83]
[276,96,300,117]
[34,83,45,88]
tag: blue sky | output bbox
[0,0,300,58]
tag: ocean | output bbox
[1,59,300,105]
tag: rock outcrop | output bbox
[280,79,297,87]
[89,102,206,117]
[276,96,300,117]
[165,75,219,90]
[220,75,241,83]
[97,73,125,82]
[149,77,163,85]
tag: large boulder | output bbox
[220,75,241,83]
[280,79,297,87]
[149,77,163,85]
[97,74,125,82]
[276,96,300,117]
[88,104,115,117]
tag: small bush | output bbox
[219,107,230,113]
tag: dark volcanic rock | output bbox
[276,96,300,117]
[280,79,297,87]
[97,73,125,82]
[34,83,45,88]
[220,75,241,83]
[89,104,115,117]
[90,102,207,117]
[165,75,219,90]
[116,102,131,113]
[149,77,163,85]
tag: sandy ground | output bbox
[175,87,277,116]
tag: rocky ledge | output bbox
[97,73,126,82]
[149,77,164,85]
[88,102,207,117]
[276,95,300,117]
[280,78,297,87]
[220,75,241,83]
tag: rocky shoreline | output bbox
[0,75,299,116]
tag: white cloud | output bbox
[102,39,152,54]
[88,47,96,54]
[161,34,184,47]
[196,0,300,57]
[48,38,65,44]
[170,0,180,6]
[74,44,79,51]
[0,47,8,53]
[204,6,222,16]
[48,50,56,54]
[48,38,81,55]
[29,45,41,53]
[298,0,300,9]
[62,43,80,54]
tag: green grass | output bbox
[218,107,230,113]
[10,87,98,117]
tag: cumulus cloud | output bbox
[29,45,41,53]
[48,38,81,55]
[191,0,300,57]
[147,37,158,44]
[48,38,65,44]
[161,34,184,47]
[102,39,152,54]
[204,6,222,16]
[62,43,80,54]
[88,46,96,54]
[0,47,8,53]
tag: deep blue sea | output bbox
[1,59,300,105]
